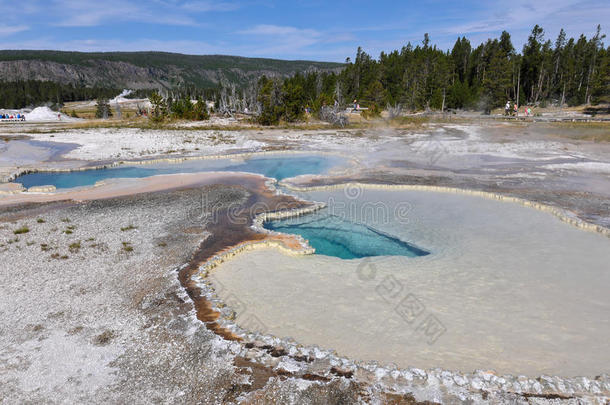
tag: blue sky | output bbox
[0,0,607,61]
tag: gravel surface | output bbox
[0,187,248,403]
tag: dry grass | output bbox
[61,102,140,120]
[15,110,443,133]
[93,330,115,345]
[545,122,610,142]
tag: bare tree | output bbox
[334,82,344,107]
[319,105,348,127]
[387,103,403,119]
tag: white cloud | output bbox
[9,37,220,55]
[234,25,325,58]
[181,1,240,12]
[48,0,239,27]
[239,24,320,37]
[51,0,161,27]
[439,0,608,48]
[0,25,29,36]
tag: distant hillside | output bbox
[0,50,344,90]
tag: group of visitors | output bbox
[0,113,26,121]
[504,101,533,117]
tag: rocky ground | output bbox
[0,187,242,403]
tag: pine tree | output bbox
[95,98,112,119]
[194,97,209,120]
[148,91,166,122]
[257,76,283,125]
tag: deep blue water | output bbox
[15,155,341,189]
[264,213,429,260]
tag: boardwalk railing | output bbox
[0,118,27,123]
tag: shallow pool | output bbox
[212,188,610,376]
[14,154,343,189]
[265,212,429,259]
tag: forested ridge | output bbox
[249,25,609,124]
[0,50,342,73]
[0,51,342,109]
[0,81,124,110]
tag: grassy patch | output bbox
[209,133,237,145]
[157,241,167,247]
[390,116,432,128]
[13,226,29,235]
[41,243,51,251]
[37,218,45,223]
[546,122,610,142]
[122,242,134,252]
[61,218,71,223]
[89,242,108,252]
[120,224,137,232]
[69,241,81,253]
[63,225,77,234]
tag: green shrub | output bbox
[361,104,382,119]
[69,241,81,253]
[14,226,29,235]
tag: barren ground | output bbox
[1,119,609,404]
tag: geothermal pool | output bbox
[210,188,610,377]
[264,213,429,259]
[14,154,344,189]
